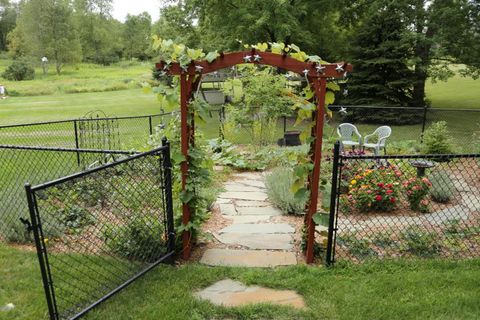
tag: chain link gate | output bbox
[326,142,480,265]
[25,139,175,320]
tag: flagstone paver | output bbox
[229,215,272,224]
[218,191,269,201]
[235,200,271,207]
[217,233,293,250]
[195,279,305,309]
[219,223,294,234]
[200,249,297,267]
[201,171,298,268]
[236,206,283,216]
[218,203,237,216]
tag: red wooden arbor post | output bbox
[156,51,352,263]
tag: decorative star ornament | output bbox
[181,66,189,73]
[335,63,344,73]
[195,65,204,73]
[303,69,310,76]
[339,106,347,115]
[243,55,252,63]
[253,54,262,62]
[316,65,326,74]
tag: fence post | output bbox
[326,141,341,266]
[148,116,153,135]
[420,106,428,143]
[161,137,175,257]
[73,120,80,166]
[25,184,58,320]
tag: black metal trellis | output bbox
[26,141,175,320]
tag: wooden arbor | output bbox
[156,50,352,263]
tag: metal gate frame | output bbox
[25,139,175,320]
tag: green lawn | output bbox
[426,73,480,109]
[1,244,479,320]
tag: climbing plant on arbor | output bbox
[151,38,352,263]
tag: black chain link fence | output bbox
[0,113,174,150]
[26,143,174,320]
[327,145,480,264]
[0,145,135,242]
[205,106,480,152]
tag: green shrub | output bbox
[423,121,454,154]
[428,170,455,203]
[265,167,307,215]
[400,226,440,257]
[4,220,32,243]
[337,233,376,258]
[103,215,166,262]
[2,60,35,81]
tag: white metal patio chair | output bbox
[337,123,362,151]
[363,126,392,155]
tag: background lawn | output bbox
[1,244,479,320]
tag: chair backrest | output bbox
[374,126,392,146]
[337,123,360,141]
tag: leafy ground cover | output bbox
[1,244,479,320]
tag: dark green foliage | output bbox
[103,215,166,262]
[400,227,441,257]
[342,1,418,124]
[338,233,376,258]
[423,121,454,154]
[2,60,35,81]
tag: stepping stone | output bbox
[215,198,232,205]
[200,249,297,267]
[219,203,237,216]
[461,193,480,211]
[219,191,268,201]
[232,172,265,181]
[217,233,293,250]
[219,223,294,234]
[236,206,282,216]
[230,215,272,224]
[224,183,265,192]
[423,205,471,224]
[236,200,271,207]
[195,279,305,309]
[239,180,266,189]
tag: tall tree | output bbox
[123,12,152,60]
[342,1,418,124]
[342,0,480,108]
[188,0,345,59]
[0,0,17,51]
[73,0,123,64]
[153,2,199,47]
[11,0,82,74]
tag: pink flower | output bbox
[375,195,383,201]
[386,189,394,194]
[367,190,372,194]
[377,183,384,188]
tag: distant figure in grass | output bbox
[41,56,49,75]
[0,84,7,99]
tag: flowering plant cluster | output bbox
[347,166,402,212]
[403,177,432,212]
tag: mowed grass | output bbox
[1,244,479,320]
[0,89,161,125]
[0,59,153,97]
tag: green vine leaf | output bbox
[179,190,194,204]
[205,50,220,63]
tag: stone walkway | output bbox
[195,279,305,309]
[200,172,298,267]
